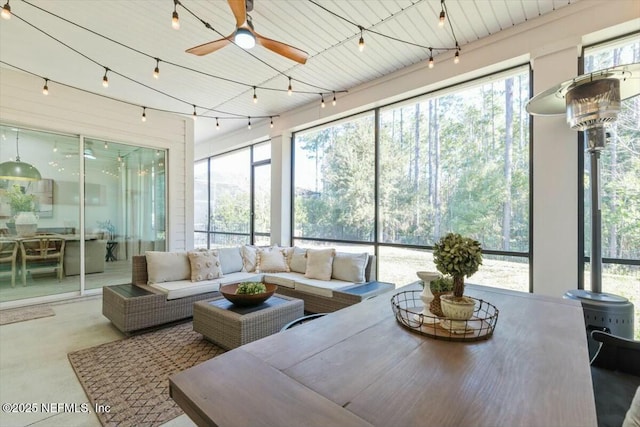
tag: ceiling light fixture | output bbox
[288,78,293,96]
[438,0,446,27]
[234,19,256,50]
[454,44,460,64]
[215,118,220,130]
[358,26,365,52]
[104,141,108,149]
[247,117,251,130]
[192,105,197,120]
[171,0,180,30]
[153,58,160,79]
[253,86,258,104]
[141,107,147,122]
[270,117,274,128]
[428,48,434,69]
[332,91,337,106]
[102,68,109,87]
[1,0,10,20]
[320,94,325,108]
[0,129,42,181]
[42,78,49,95]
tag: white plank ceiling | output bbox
[0,0,581,144]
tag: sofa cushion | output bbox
[145,251,190,284]
[288,246,307,274]
[257,247,290,273]
[263,272,301,289]
[241,245,258,272]
[305,248,335,281]
[218,247,244,274]
[294,277,355,298]
[188,250,223,282]
[217,272,264,285]
[332,252,368,283]
[149,279,220,300]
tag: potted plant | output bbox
[433,232,483,321]
[5,184,37,236]
[429,275,453,317]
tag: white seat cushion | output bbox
[294,277,354,297]
[150,279,220,300]
[217,272,264,285]
[263,272,302,289]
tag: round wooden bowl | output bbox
[219,283,278,307]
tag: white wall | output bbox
[0,67,194,251]
[195,1,639,297]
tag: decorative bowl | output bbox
[219,283,277,307]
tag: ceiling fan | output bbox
[185,0,309,64]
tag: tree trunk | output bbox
[414,103,421,228]
[453,275,464,298]
[503,78,514,251]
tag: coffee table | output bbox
[193,294,304,349]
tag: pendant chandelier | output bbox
[0,129,42,181]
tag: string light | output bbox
[192,104,197,120]
[153,58,160,79]
[102,67,109,87]
[428,48,434,69]
[104,141,108,149]
[253,86,258,104]
[439,0,446,28]
[288,77,293,96]
[53,142,58,153]
[320,94,325,108]
[42,78,49,95]
[247,117,251,130]
[358,26,365,52]
[171,0,180,30]
[332,91,337,106]
[270,117,274,128]
[141,107,147,122]
[454,42,460,64]
[215,117,220,130]
[1,0,10,20]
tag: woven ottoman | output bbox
[193,294,304,349]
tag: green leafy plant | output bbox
[236,282,267,295]
[433,232,483,298]
[430,275,454,293]
[6,184,35,215]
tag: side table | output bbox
[105,240,118,262]
[193,294,304,349]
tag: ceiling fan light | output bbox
[235,28,255,49]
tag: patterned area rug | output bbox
[68,322,225,427]
[0,305,55,325]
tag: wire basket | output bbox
[391,290,499,342]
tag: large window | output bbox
[582,35,640,338]
[293,67,531,291]
[194,142,271,248]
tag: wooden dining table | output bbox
[169,283,597,427]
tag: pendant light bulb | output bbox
[332,91,337,106]
[102,68,109,88]
[247,117,251,130]
[141,107,147,122]
[428,49,434,69]
[270,117,274,129]
[171,1,180,30]
[42,78,49,95]
[288,78,293,96]
[358,26,365,52]
[153,59,160,79]
[454,50,460,64]
[1,1,11,20]
[320,94,325,109]
[253,87,258,104]
[215,118,220,130]
[439,10,445,27]
[192,105,197,121]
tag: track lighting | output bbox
[141,107,147,122]
[270,117,274,128]
[321,94,325,108]
[332,91,337,106]
[1,0,10,20]
[288,78,293,96]
[171,0,180,30]
[358,26,365,52]
[247,117,251,130]
[192,105,197,120]
[253,87,258,104]
[428,49,434,69]
[42,78,49,95]
[102,68,109,87]
[215,118,220,130]
[153,58,160,79]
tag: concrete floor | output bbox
[0,297,197,427]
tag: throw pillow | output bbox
[256,247,290,273]
[288,246,307,274]
[304,248,335,281]
[145,251,190,284]
[188,250,223,282]
[241,245,258,272]
[332,252,368,283]
[217,247,244,274]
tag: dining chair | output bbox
[19,236,66,286]
[0,239,19,287]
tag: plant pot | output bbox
[429,290,452,317]
[14,211,38,237]
[440,295,475,320]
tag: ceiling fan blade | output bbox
[186,36,233,56]
[255,33,308,64]
[228,0,247,27]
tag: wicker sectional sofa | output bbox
[103,246,385,333]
